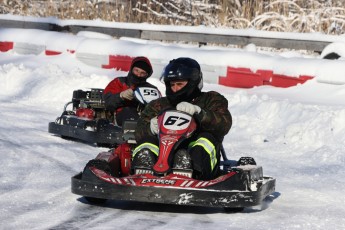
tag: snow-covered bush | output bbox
[1,0,345,34]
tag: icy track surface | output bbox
[1,53,345,230]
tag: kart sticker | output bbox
[162,111,192,131]
[134,87,161,104]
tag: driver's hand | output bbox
[176,102,201,115]
[150,117,158,135]
[120,89,134,100]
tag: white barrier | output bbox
[1,28,345,86]
[13,42,45,55]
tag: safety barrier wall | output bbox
[1,28,345,87]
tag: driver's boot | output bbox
[172,149,193,178]
[132,148,157,174]
[173,149,192,169]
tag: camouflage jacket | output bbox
[135,91,232,143]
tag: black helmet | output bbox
[161,57,203,105]
[128,56,153,85]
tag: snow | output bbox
[1,23,345,230]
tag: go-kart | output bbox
[48,87,160,147]
[71,109,276,212]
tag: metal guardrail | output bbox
[0,17,337,53]
[140,30,331,52]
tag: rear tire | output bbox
[224,207,244,213]
[85,196,107,204]
[96,142,110,148]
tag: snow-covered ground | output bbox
[1,30,345,229]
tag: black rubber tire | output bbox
[85,196,107,204]
[223,207,244,213]
[61,135,73,140]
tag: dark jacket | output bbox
[135,91,232,143]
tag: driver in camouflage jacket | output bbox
[133,57,232,180]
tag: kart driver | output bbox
[132,57,232,180]
[103,56,158,126]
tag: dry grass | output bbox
[1,0,345,34]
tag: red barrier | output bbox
[45,50,62,55]
[45,49,75,55]
[256,69,273,85]
[270,74,314,87]
[219,67,263,88]
[219,66,313,88]
[102,55,133,70]
[0,41,14,52]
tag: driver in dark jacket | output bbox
[132,57,232,180]
[103,56,158,126]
